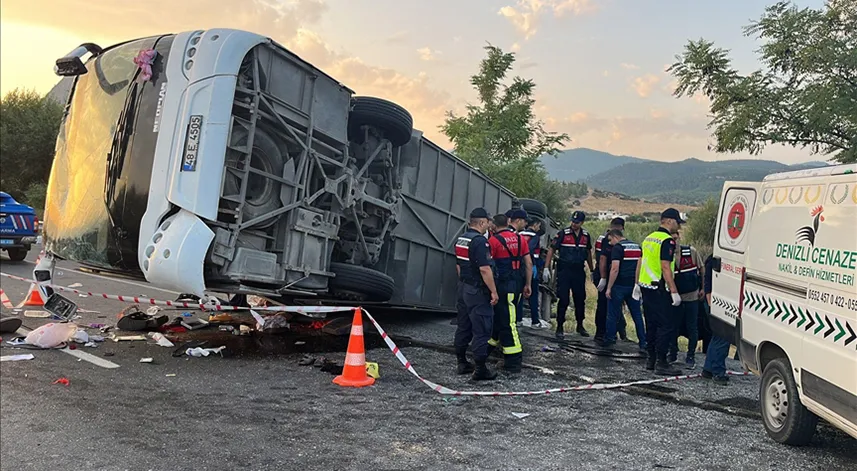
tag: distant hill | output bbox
[540,148,646,181]
[586,157,830,205]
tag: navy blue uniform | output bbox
[453,228,494,361]
[640,228,677,362]
[605,240,646,348]
[594,232,627,340]
[518,229,542,324]
[553,227,592,329]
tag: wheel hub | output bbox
[763,376,789,431]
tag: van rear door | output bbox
[711,183,760,341]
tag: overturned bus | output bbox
[42,29,548,313]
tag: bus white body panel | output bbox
[139,29,267,295]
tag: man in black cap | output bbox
[487,208,532,373]
[453,207,499,380]
[543,210,594,339]
[594,217,628,343]
[635,208,684,375]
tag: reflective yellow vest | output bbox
[638,230,675,286]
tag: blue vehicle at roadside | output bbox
[0,192,38,261]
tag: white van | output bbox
[711,163,857,445]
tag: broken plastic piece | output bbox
[186,346,226,357]
[53,377,70,386]
[147,332,175,348]
[139,358,154,363]
[68,283,83,288]
[511,412,530,419]
[24,311,51,318]
[365,362,380,379]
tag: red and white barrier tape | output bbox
[0,271,351,314]
[361,309,750,396]
[1,270,749,395]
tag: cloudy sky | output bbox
[1,0,826,164]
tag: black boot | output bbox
[576,322,590,337]
[456,348,474,375]
[555,326,565,340]
[645,347,656,370]
[503,353,523,374]
[655,359,682,376]
[618,329,628,341]
[472,359,497,381]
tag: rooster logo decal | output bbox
[795,206,824,246]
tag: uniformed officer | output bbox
[594,217,628,342]
[667,231,704,368]
[603,229,647,353]
[519,218,548,329]
[487,210,532,373]
[453,207,499,381]
[635,208,684,375]
[543,210,593,339]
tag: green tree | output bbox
[0,89,64,206]
[686,198,719,258]
[441,44,572,219]
[668,0,857,164]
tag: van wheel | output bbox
[328,262,395,302]
[760,358,818,445]
[6,248,27,261]
[348,97,413,147]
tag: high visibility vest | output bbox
[638,230,674,287]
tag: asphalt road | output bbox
[1,248,855,471]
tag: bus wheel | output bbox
[328,262,395,302]
[760,358,818,445]
[224,126,288,228]
[348,96,413,147]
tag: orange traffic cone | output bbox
[333,308,375,388]
[17,283,46,308]
[0,289,14,309]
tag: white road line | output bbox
[15,326,120,369]
[17,259,180,296]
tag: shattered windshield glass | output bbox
[44,38,153,266]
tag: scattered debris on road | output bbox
[139,358,154,363]
[186,346,226,357]
[511,412,531,419]
[23,311,50,318]
[52,377,70,386]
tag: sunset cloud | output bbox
[630,74,661,98]
[3,0,455,146]
[499,0,596,39]
[416,47,440,61]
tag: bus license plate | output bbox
[181,115,203,172]
[0,239,12,245]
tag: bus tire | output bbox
[224,127,287,228]
[348,96,413,147]
[328,262,395,302]
[760,358,818,445]
[518,198,548,219]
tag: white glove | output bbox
[542,269,552,283]
[632,285,642,301]
[596,279,607,292]
[671,292,682,307]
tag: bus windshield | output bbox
[44,37,157,266]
